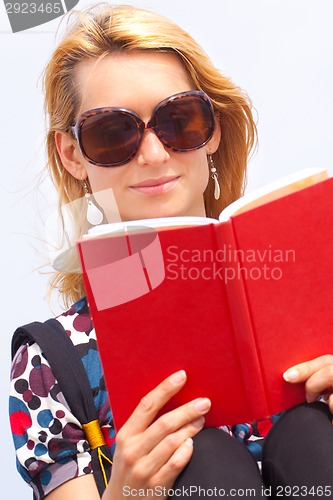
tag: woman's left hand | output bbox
[283,355,333,412]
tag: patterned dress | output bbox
[9,297,280,499]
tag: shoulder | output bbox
[10,297,97,422]
[55,296,96,346]
[9,298,115,498]
[9,316,93,498]
[12,297,104,400]
[55,299,106,393]
[11,297,95,365]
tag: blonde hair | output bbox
[44,4,257,306]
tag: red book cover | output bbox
[77,170,333,430]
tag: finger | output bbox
[121,396,210,460]
[283,355,333,383]
[150,437,194,491]
[303,364,333,403]
[138,417,205,476]
[120,370,188,436]
[328,393,333,415]
[141,398,210,453]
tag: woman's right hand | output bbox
[104,370,211,499]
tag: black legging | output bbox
[172,402,333,499]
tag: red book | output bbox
[77,168,333,430]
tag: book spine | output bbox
[214,221,270,420]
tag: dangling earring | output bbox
[208,154,220,200]
[83,180,104,226]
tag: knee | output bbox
[262,403,333,489]
[175,427,262,491]
[192,427,248,459]
[192,427,227,450]
[192,427,258,469]
[263,401,332,460]
[272,401,331,431]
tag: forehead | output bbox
[74,51,194,114]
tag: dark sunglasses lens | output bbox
[155,95,214,151]
[80,111,141,166]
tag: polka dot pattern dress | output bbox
[9,298,116,499]
[9,297,281,498]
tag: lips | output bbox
[129,176,181,195]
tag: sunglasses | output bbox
[70,90,216,167]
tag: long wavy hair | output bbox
[44,4,257,306]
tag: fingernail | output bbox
[306,394,316,404]
[192,417,205,429]
[194,398,211,413]
[185,437,193,447]
[192,416,205,428]
[283,369,299,382]
[169,370,186,385]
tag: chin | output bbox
[120,208,183,222]
[119,197,206,221]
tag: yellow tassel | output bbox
[98,447,113,488]
[82,420,113,488]
[82,420,106,450]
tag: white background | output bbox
[1,0,333,496]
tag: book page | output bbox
[219,167,328,222]
[83,216,218,239]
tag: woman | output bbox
[10,4,333,499]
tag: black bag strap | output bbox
[12,319,112,496]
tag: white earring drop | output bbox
[208,155,220,200]
[83,180,104,226]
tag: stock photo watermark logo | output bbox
[45,187,166,310]
[165,244,296,283]
[4,0,79,33]
[45,186,296,311]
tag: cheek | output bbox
[86,167,125,222]
[192,151,210,190]
[202,159,210,185]
[85,164,123,194]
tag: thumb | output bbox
[283,355,333,383]
[283,361,311,383]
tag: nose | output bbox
[136,128,170,167]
